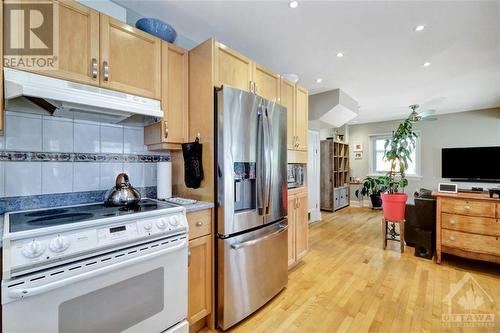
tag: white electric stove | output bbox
[2,199,189,333]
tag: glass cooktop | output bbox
[8,199,178,233]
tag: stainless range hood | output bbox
[4,68,163,123]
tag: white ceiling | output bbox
[117,0,500,124]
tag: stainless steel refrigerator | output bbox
[216,87,288,330]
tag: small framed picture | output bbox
[354,152,363,160]
[353,143,363,152]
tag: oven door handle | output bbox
[8,240,187,300]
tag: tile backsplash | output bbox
[0,111,169,199]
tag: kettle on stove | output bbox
[105,173,141,206]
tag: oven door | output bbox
[2,237,188,333]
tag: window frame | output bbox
[367,131,422,178]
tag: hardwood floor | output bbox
[204,207,500,333]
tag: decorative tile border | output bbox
[0,187,158,214]
[0,151,170,163]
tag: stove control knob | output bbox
[156,219,167,230]
[169,216,180,227]
[144,223,153,231]
[49,236,70,253]
[22,240,46,258]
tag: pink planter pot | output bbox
[381,193,408,220]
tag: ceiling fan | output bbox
[408,104,437,122]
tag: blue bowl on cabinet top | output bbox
[135,18,177,43]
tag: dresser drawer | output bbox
[497,203,500,218]
[442,213,500,237]
[187,209,212,240]
[442,229,500,256]
[441,199,496,218]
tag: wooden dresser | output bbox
[434,192,500,264]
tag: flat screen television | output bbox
[442,146,500,183]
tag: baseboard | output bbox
[309,209,321,222]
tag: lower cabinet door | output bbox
[287,195,296,268]
[188,235,212,324]
[295,191,309,261]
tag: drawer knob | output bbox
[464,205,471,210]
[195,221,203,227]
[450,220,456,225]
[449,236,456,241]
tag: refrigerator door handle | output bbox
[264,108,273,214]
[257,107,266,215]
[230,224,288,250]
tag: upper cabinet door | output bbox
[100,15,161,99]
[280,78,296,150]
[295,85,309,151]
[162,42,189,144]
[56,1,99,85]
[4,0,100,86]
[253,63,280,102]
[215,42,253,92]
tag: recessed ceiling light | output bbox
[336,52,344,58]
[289,1,299,9]
[315,78,323,83]
[423,62,431,67]
[415,25,425,32]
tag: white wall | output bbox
[348,108,500,193]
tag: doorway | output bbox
[308,130,321,222]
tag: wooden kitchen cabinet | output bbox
[294,190,309,261]
[253,63,280,102]
[295,85,309,151]
[288,189,309,268]
[186,209,213,330]
[54,1,100,85]
[287,195,296,267]
[188,234,212,324]
[144,42,189,150]
[214,42,280,101]
[280,78,296,150]
[4,0,100,86]
[215,42,253,92]
[100,15,161,99]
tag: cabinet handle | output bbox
[188,248,191,267]
[91,58,98,79]
[195,221,203,227]
[450,220,456,225]
[449,236,456,241]
[464,205,471,210]
[254,82,258,94]
[103,61,109,81]
[249,81,253,93]
[163,121,169,139]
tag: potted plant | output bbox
[355,176,386,208]
[381,117,418,220]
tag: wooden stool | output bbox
[382,218,405,253]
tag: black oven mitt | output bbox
[182,137,204,189]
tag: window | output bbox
[369,133,420,177]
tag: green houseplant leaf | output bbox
[383,117,418,194]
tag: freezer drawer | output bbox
[217,220,288,330]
